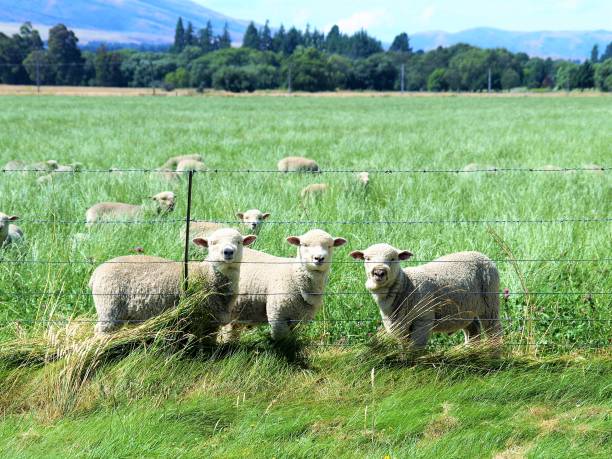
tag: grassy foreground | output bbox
[0,338,611,458]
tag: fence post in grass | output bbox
[183,170,194,291]
[400,63,405,93]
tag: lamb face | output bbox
[350,243,412,291]
[151,191,176,213]
[287,229,347,273]
[0,213,19,239]
[237,209,270,232]
[193,228,256,276]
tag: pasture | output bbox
[0,94,610,457]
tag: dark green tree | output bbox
[325,25,344,54]
[574,60,594,89]
[173,18,185,52]
[284,27,303,55]
[311,29,325,50]
[272,25,286,53]
[347,30,383,58]
[48,24,84,85]
[23,49,54,84]
[590,44,599,63]
[601,42,612,61]
[185,21,196,47]
[286,47,332,91]
[94,45,125,86]
[260,20,273,51]
[218,23,232,49]
[199,20,215,52]
[389,32,411,53]
[242,22,260,49]
[500,68,521,89]
[594,58,612,91]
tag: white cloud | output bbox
[419,5,436,23]
[330,9,387,34]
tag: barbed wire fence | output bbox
[1,166,610,351]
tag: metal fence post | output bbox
[183,170,194,291]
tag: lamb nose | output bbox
[223,248,234,257]
[314,256,325,262]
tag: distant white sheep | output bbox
[160,154,203,171]
[0,212,23,246]
[176,159,207,174]
[220,229,347,342]
[350,244,502,349]
[357,171,370,187]
[277,156,320,173]
[187,209,271,240]
[89,228,257,335]
[85,191,175,226]
[300,183,329,199]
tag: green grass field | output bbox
[0,94,610,457]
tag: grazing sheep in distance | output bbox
[277,156,320,173]
[186,209,271,241]
[176,158,207,174]
[357,171,370,187]
[0,212,23,246]
[89,228,257,335]
[220,229,347,342]
[86,191,176,226]
[160,154,203,171]
[300,183,329,199]
[462,163,497,173]
[2,160,26,172]
[350,244,502,350]
[37,162,84,185]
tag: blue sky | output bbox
[196,0,612,41]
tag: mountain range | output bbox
[1,0,611,60]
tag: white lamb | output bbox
[277,156,320,173]
[89,228,257,335]
[187,209,271,239]
[176,159,207,173]
[85,191,175,226]
[221,229,347,341]
[350,244,502,349]
[160,154,204,171]
[0,212,23,246]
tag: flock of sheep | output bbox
[2,154,503,351]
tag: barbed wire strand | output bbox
[0,291,609,297]
[15,217,612,225]
[2,166,608,174]
[1,258,610,265]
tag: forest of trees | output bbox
[1,20,612,92]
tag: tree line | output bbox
[1,20,612,92]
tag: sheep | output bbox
[357,171,370,187]
[277,156,320,173]
[2,160,26,172]
[0,212,23,246]
[220,229,347,342]
[350,244,502,350]
[160,154,203,171]
[89,228,257,335]
[186,209,271,240]
[27,160,59,172]
[37,162,84,185]
[85,191,175,226]
[176,159,207,174]
[300,183,329,199]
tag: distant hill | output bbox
[410,28,612,60]
[0,0,251,44]
[1,2,611,59]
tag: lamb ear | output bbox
[192,237,209,248]
[398,250,413,260]
[286,236,301,246]
[333,237,347,247]
[350,251,365,260]
[8,215,19,221]
[236,212,244,220]
[243,235,257,246]
[262,213,271,220]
